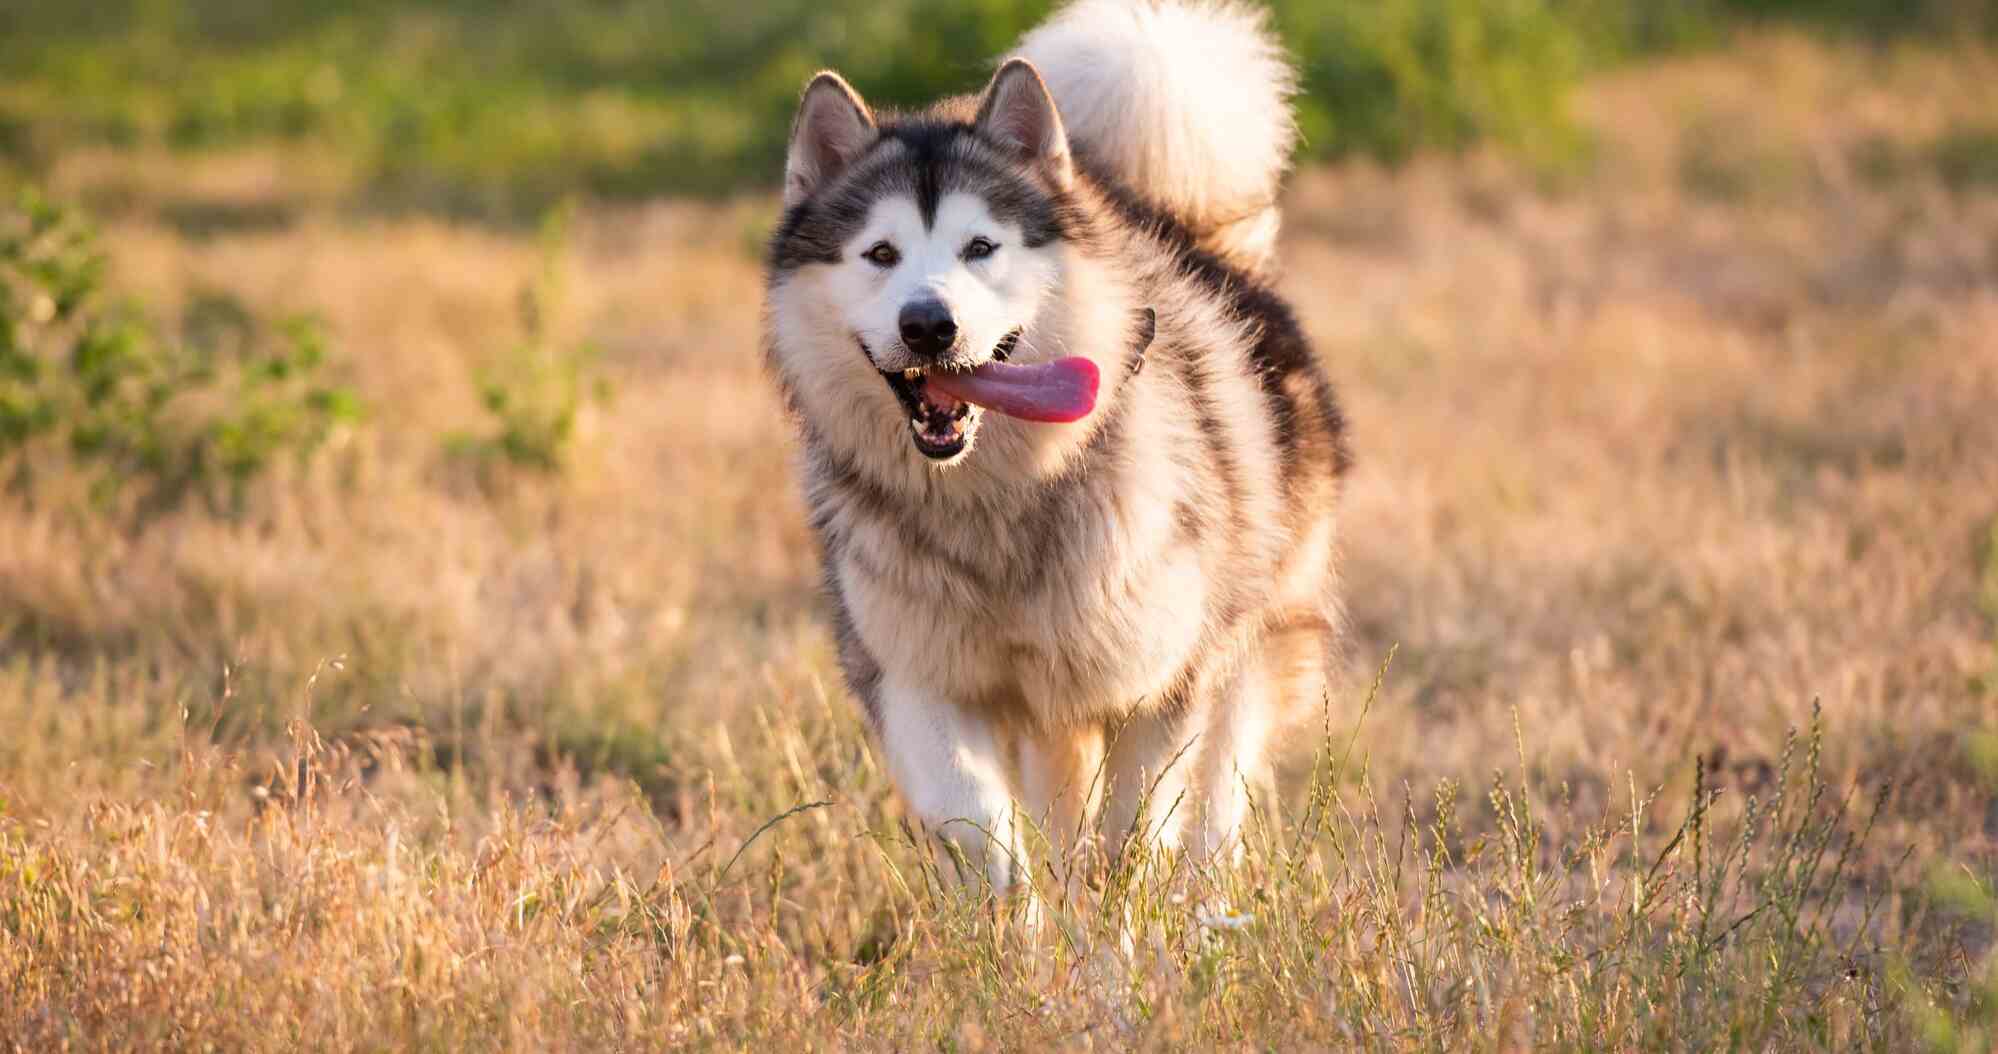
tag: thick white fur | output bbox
[1011,0,1298,273]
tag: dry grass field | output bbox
[5,33,1998,1050]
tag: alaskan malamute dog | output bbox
[764,0,1348,893]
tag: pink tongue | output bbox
[926,357,1099,424]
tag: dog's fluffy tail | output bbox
[1011,0,1298,275]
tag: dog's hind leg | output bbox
[1098,702,1200,858]
[1184,658,1280,861]
[1187,621,1327,858]
[1101,622,1327,864]
[874,676,1022,897]
[1014,723,1106,871]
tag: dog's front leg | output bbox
[875,677,1021,898]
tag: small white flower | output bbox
[1197,910,1255,931]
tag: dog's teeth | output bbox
[903,368,922,380]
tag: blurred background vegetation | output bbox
[2,0,1992,221]
[3,4,1998,1045]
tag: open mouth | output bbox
[878,329,1021,461]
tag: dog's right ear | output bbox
[784,72,876,209]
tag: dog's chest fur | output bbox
[843,484,1195,726]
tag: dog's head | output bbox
[765,61,1098,469]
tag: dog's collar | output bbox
[1127,307,1156,376]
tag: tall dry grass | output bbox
[4,34,1998,1050]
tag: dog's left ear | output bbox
[974,59,1073,190]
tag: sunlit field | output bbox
[4,21,1998,1051]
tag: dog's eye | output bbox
[862,242,900,268]
[962,237,999,261]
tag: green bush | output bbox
[444,202,608,476]
[0,0,1590,215]
[1716,0,1998,36]
[1274,0,1589,166]
[0,188,361,515]
[0,0,1984,217]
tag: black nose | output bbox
[898,299,958,359]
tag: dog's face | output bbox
[766,62,1078,466]
[795,185,1059,462]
